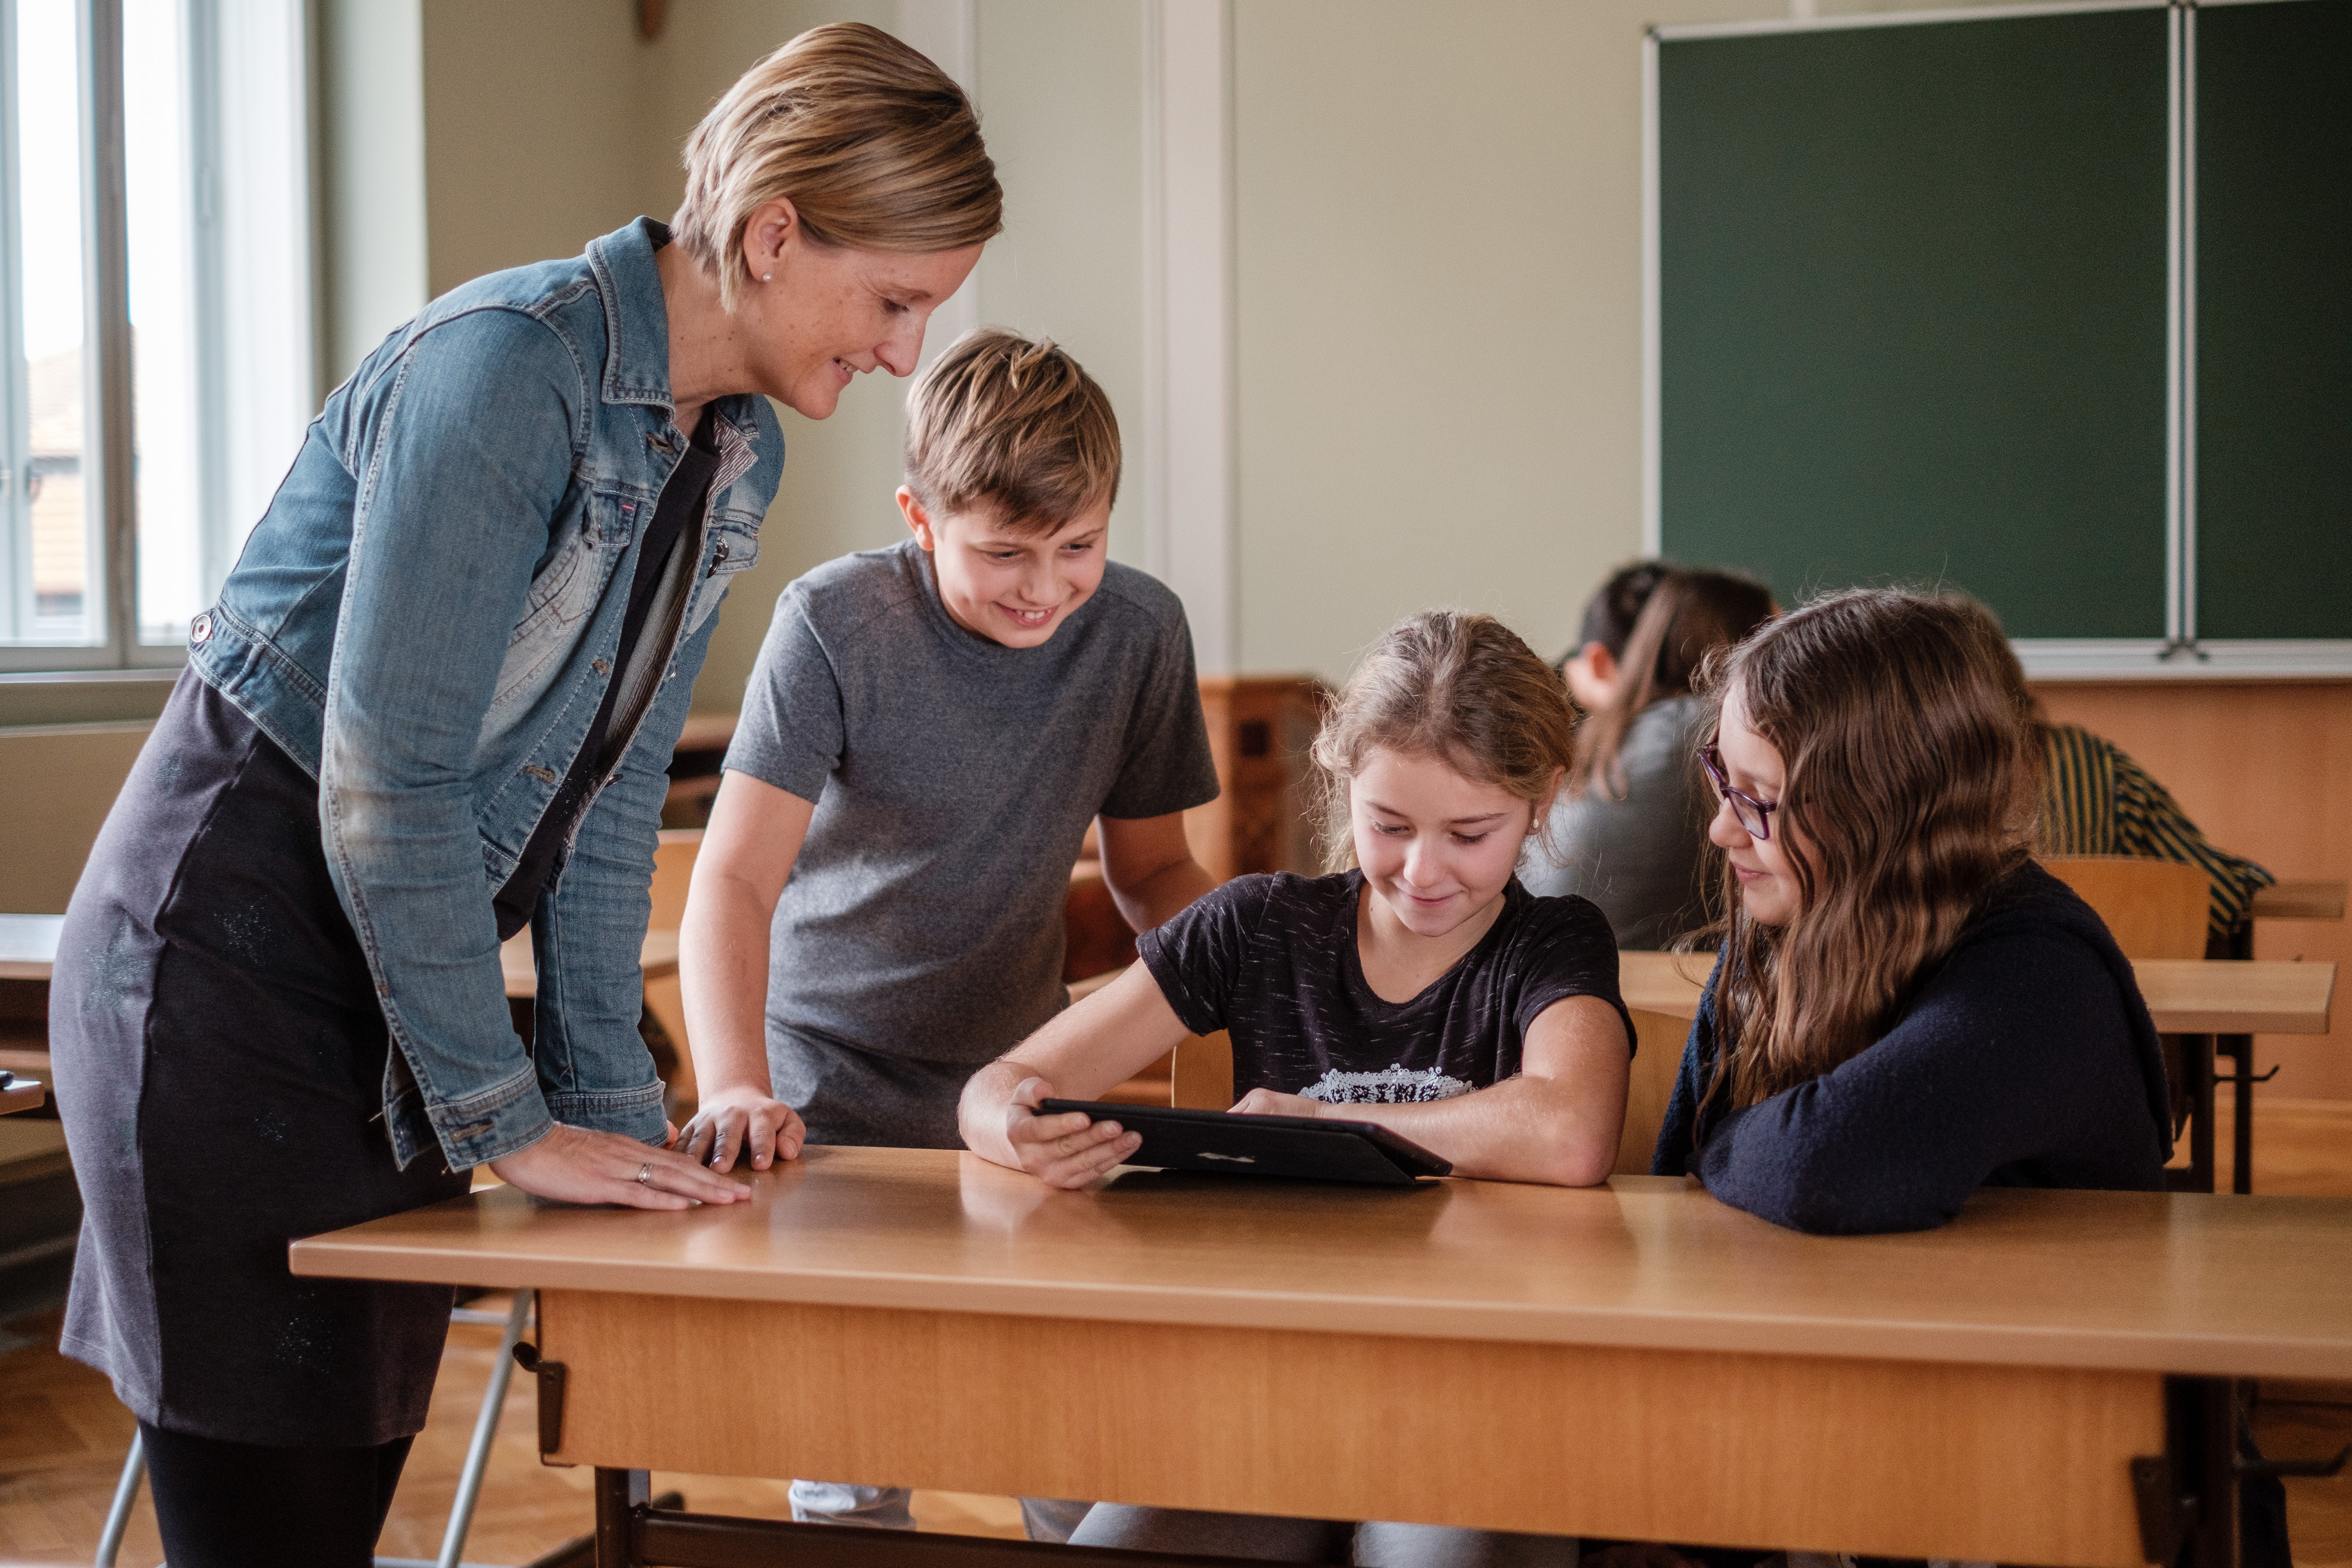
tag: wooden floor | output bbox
[1,1096,2346,1567]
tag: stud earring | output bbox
[762,272,773,282]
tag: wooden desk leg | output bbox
[2173,1036,2217,1195]
[595,1469,648,1568]
[2136,1378,2241,1568]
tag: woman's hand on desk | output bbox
[673,1085,806,1174]
[1004,1076,1141,1189]
[487,1123,748,1209]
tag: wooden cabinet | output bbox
[1181,674,1325,884]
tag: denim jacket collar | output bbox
[590,218,680,409]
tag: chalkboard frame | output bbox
[1643,0,2352,681]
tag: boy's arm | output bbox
[1232,995,1631,1187]
[1096,811,1216,931]
[960,964,1193,1188]
[676,769,816,1172]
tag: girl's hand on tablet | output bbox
[1230,1087,1326,1119]
[1006,1076,1141,1189]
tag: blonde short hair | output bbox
[673,23,1002,312]
[904,328,1121,532]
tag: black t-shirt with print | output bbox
[1136,870,1634,1106]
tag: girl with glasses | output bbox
[1652,587,2172,1235]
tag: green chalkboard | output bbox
[1658,9,2171,639]
[2194,0,2352,641]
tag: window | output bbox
[0,0,311,669]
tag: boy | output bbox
[673,328,1220,1538]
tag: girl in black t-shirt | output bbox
[960,607,1632,1194]
[960,609,1626,1565]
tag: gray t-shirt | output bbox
[1521,693,1712,950]
[724,538,1221,1147]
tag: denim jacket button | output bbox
[189,611,213,644]
[592,657,611,676]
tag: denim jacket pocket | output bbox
[685,515,762,638]
[491,491,634,716]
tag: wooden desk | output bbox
[500,929,679,1001]
[0,913,681,1005]
[292,1146,2352,1568]
[2249,879,2347,923]
[1620,950,2337,1035]
[0,913,64,982]
[0,1075,42,1114]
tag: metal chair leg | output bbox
[95,1428,142,1568]
[102,1295,531,1568]
[433,1289,533,1568]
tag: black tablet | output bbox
[1039,1100,1451,1187]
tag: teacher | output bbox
[49,23,998,1568]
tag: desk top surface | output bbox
[0,913,63,981]
[2252,879,2348,922]
[1619,950,2336,1033]
[290,1145,2352,1380]
[0,1077,42,1114]
[0,915,679,993]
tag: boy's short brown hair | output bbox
[903,328,1120,533]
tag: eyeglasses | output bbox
[1697,742,1780,842]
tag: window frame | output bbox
[0,0,312,674]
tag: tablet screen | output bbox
[1039,1100,1451,1186]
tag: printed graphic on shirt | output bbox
[1298,1064,1475,1104]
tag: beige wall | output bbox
[0,725,152,912]
[1228,0,2013,681]
[970,0,1149,569]
[419,0,666,298]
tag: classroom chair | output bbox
[1614,1008,1690,1177]
[2037,855,2208,961]
[642,830,701,1112]
[2037,855,2220,1191]
[96,1292,537,1568]
[1171,1029,1236,1111]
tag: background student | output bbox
[672,328,1219,1539]
[1523,568,1773,947]
[1977,644,2276,949]
[1652,588,2171,1235]
[963,609,1630,1567]
[1555,558,1670,715]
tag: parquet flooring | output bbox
[0,1298,1024,1567]
[2,1094,2347,1566]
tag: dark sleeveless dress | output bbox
[52,671,470,1445]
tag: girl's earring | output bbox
[762,272,774,282]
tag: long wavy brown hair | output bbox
[1696,589,2037,1118]
[1567,567,1773,801]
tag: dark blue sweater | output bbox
[1651,862,2171,1234]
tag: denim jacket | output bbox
[189,218,783,1170]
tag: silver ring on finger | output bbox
[637,1160,653,1186]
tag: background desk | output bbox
[1619,950,2337,1035]
[500,929,679,1001]
[0,913,678,1002]
[2250,881,2347,924]
[1618,951,2339,1193]
[293,1146,2352,1568]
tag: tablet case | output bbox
[1040,1100,1451,1186]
